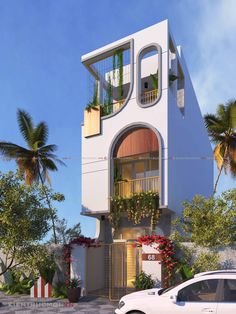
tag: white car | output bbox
[115,270,236,314]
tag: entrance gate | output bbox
[110,242,142,300]
[86,242,142,301]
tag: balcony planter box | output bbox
[113,99,124,112]
[67,287,81,303]
[84,105,101,137]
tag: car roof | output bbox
[194,269,236,278]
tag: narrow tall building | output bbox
[80,20,213,295]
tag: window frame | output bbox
[176,279,222,303]
[219,279,236,303]
[136,43,162,108]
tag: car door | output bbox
[172,279,220,314]
[217,279,236,314]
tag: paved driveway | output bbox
[0,292,117,313]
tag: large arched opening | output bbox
[112,126,160,199]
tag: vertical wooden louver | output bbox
[114,127,158,158]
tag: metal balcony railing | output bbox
[141,89,158,104]
[115,176,159,198]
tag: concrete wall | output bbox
[86,246,106,292]
[70,244,87,295]
[167,35,213,215]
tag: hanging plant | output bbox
[150,70,178,90]
[112,49,124,101]
[150,70,159,90]
[137,234,178,288]
[101,74,113,116]
[109,191,160,231]
[117,49,124,101]
[86,81,99,111]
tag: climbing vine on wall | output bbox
[109,191,160,231]
[137,234,178,288]
[112,49,124,101]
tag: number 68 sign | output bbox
[142,253,162,261]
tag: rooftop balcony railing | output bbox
[115,176,159,198]
[101,99,125,116]
[141,89,158,105]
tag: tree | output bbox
[0,109,65,243]
[0,171,63,276]
[171,191,236,248]
[204,100,236,193]
[47,218,82,244]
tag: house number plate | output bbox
[142,253,162,261]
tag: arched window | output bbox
[113,127,160,198]
[137,44,162,107]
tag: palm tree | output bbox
[0,109,65,243]
[204,100,236,193]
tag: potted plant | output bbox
[84,82,101,137]
[66,278,82,303]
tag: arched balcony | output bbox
[112,127,160,198]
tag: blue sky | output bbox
[0,0,235,238]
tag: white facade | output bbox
[81,20,213,237]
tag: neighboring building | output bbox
[79,20,213,295]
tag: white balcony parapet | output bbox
[141,89,158,105]
[115,176,159,198]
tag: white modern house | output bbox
[78,20,213,297]
[81,19,212,239]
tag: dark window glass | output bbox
[223,279,236,302]
[178,280,218,302]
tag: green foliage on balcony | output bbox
[109,191,160,230]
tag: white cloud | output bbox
[192,0,236,114]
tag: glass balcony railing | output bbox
[115,176,159,198]
[101,99,125,116]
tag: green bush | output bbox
[52,282,67,298]
[192,251,221,274]
[36,253,56,284]
[0,270,34,295]
[133,271,155,290]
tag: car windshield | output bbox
[158,284,178,295]
[158,277,193,295]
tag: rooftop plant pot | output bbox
[67,287,81,303]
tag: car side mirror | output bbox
[169,295,177,304]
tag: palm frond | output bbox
[38,144,57,153]
[204,113,227,136]
[228,137,236,163]
[229,159,236,178]
[17,109,34,147]
[33,122,48,148]
[40,158,58,171]
[227,99,236,128]
[0,142,32,158]
[213,143,224,170]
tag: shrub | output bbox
[0,270,34,295]
[133,271,155,290]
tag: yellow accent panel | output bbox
[84,105,101,137]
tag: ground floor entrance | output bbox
[86,242,142,301]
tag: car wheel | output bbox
[127,312,145,314]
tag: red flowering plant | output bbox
[65,278,82,289]
[137,234,178,288]
[62,236,97,287]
